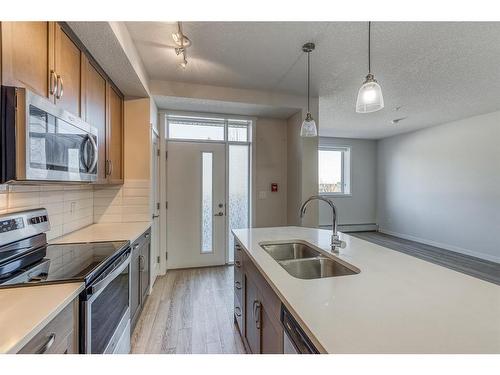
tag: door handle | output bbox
[49,71,57,95]
[214,212,224,217]
[35,333,56,354]
[56,75,63,99]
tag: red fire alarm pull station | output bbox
[271,183,278,192]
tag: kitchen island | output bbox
[232,226,500,354]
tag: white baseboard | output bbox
[378,228,500,264]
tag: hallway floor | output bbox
[131,265,246,354]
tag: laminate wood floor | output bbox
[131,265,246,354]
[349,231,500,285]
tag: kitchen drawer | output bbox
[234,292,243,333]
[19,299,77,354]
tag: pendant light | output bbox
[356,22,384,113]
[300,42,317,137]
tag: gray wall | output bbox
[319,137,377,227]
[377,111,500,263]
[254,118,288,227]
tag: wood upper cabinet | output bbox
[1,22,55,100]
[84,58,107,183]
[1,22,82,117]
[1,21,125,185]
[107,84,124,183]
[54,24,82,116]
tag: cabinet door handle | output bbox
[235,245,241,251]
[235,260,241,268]
[139,255,144,271]
[35,333,56,354]
[109,160,113,177]
[49,71,57,95]
[145,233,150,239]
[235,281,241,290]
[235,306,241,317]
[56,75,63,99]
[253,300,261,329]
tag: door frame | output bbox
[161,110,256,266]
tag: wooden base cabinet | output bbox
[18,297,78,354]
[234,240,283,354]
[130,228,151,331]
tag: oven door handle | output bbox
[89,254,130,296]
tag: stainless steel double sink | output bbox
[260,241,360,279]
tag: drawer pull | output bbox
[235,260,241,268]
[235,281,242,290]
[36,333,56,354]
[145,233,150,239]
[133,243,140,249]
[235,306,241,317]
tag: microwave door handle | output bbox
[87,135,98,173]
[82,137,90,170]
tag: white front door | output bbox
[166,141,226,269]
[151,133,161,281]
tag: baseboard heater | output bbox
[320,223,378,233]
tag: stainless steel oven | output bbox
[0,86,98,183]
[81,248,131,354]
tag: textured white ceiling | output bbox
[126,22,500,138]
[154,95,298,119]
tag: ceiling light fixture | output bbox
[172,22,191,69]
[356,22,384,113]
[300,42,317,137]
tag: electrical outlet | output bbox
[70,201,77,215]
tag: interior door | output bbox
[166,141,226,269]
[151,133,161,281]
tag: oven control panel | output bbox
[0,217,25,233]
[0,208,50,246]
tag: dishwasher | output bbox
[281,304,319,354]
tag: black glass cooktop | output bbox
[0,240,129,286]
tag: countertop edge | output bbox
[5,282,84,354]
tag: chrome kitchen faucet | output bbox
[299,195,346,253]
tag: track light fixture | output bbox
[172,22,191,69]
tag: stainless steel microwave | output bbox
[0,86,98,183]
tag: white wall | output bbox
[319,137,377,227]
[255,118,288,227]
[377,111,500,263]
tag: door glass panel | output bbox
[228,145,250,262]
[168,116,225,141]
[201,152,213,253]
[90,265,129,354]
[228,119,250,142]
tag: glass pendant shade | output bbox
[356,73,384,113]
[300,112,317,137]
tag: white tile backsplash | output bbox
[0,179,151,240]
[0,184,95,240]
[93,179,151,224]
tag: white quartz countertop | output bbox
[0,282,84,354]
[232,226,500,354]
[50,222,151,245]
